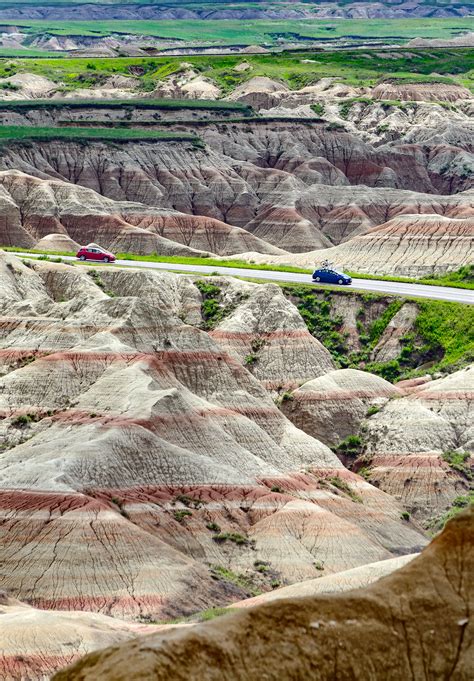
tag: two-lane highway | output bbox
[10,252,474,305]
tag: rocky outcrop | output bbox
[0,170,283,257]
[408,32,474,48]
[0,254,426,621]
[301,213,474,277]
[236,207,474,276]
[362,366,474,522]
[52,508,473,681]
[280,369,402,448]
[372,82,472,103]
[34,233,81,252]
[208,277,335,390]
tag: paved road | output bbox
[11,252,474,305]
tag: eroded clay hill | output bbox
[0,253,426,623]
[52,508,473,681]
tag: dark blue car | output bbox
[312,268,352,285]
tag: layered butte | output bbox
[0,253,425,623]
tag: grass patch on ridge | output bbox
[0,125,200,144]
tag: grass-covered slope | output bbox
[0,47,472,93]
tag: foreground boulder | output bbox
[53,508,472,681]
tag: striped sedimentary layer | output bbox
[362,368,474,520]
[0,590,159,681]
[51,508,474,681]
[231,210,474,277]
[280,368,402,448]
[0,118,472,269]
[0,253,425,621]
[0,170,283,257]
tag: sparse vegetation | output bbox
[279,391,294,403]
[427,493,473,533]
[327,475,363,503]
[11,414,33,426]
[254,560,270,573]
[282,287,349,366]
[195,280,228,330]
[212,532,251,546]
[175,493,204,509]
[310,103,324,117]
[335,435,363,458]
[442,451,472,480]
[368,300,404,346]
[210,565,261,596]
[173,509,193,523]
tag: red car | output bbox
[76,243,116,263]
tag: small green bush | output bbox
[173,509,192,523]
[442,451,472,480]
[327,475,363,503]
[212,532,249,546]
[336,435,363,457]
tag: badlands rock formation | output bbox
[279,358,473,523]
[1,1,471,23]
[253,212,474,276]
[0,591,157,681]
[52,508,473,681]
[34,233,81,252]
[208,277,334,390]
[0,170,282,257]
[0,253,426,624]
[362,367,474,521]
[372,82,472,103]
[0,116,471,273]
[280,368,402,448]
